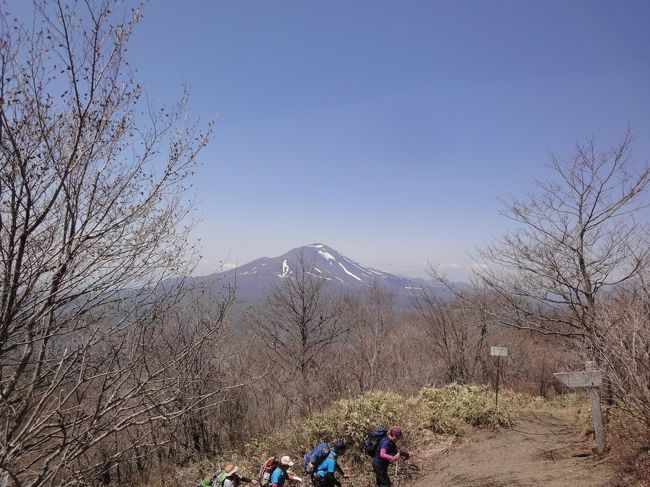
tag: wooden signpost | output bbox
[490,346,508,411]
[553,361,605,454]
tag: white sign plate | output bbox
[553,370,602,388]
[490,346,508,357]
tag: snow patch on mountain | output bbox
[338,262,363,282]
[319,250,336,262]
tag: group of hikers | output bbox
[196,426,409,487]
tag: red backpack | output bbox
[258,456,278,486]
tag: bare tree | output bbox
[0,2,241,485]
[487,326,571,397]
[461,132,650,350]
[343,281,395,393]
[592,274,650,428]
[415,290,488,384]
[247,251,346,417]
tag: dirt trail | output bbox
[411,409,616,487]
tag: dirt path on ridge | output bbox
[411,409,616,487]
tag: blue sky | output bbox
[124,0,650,279]
[22,0,650,278]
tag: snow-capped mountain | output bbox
[196,243,451,307]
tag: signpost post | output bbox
[553,362,605,454]
[490,346,508,412]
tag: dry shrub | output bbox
[608,410,650,486]
[416,384,515,432]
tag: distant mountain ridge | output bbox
[193,243,452,308]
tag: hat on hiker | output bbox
[224,464,239,476]
[389,427,403,438]
[280,455,294,467]
[333,440,348,452]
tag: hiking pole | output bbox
[395,454,409,487]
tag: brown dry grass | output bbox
[607,411,650,486]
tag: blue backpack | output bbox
[364,426,388,457]
[303,442,331,474]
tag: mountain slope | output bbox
[195,243,451,307]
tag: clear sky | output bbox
[27,1,650,278]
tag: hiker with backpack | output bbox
[199,464,258,487]
[219,464,259,487]
[258,456,278,486]
[303,442,332,484]
[270,455,303,487]
[366,426,410,487]
[312,440,349,487]
[197,473,219,487]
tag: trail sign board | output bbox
[490,346,508,357]
[553,363,605,454]
[490,346,508,411]
[553,370,602,388]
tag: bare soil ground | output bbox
[410,409,618,487]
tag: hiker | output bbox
[259,456,278,486]
[313,441,349,487]
[221,463,259,487]
[372,427,410,487]
[197,473,218,487]
[270,455,303,487]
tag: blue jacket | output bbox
[315,451,337,478]
[270,467,288,486]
